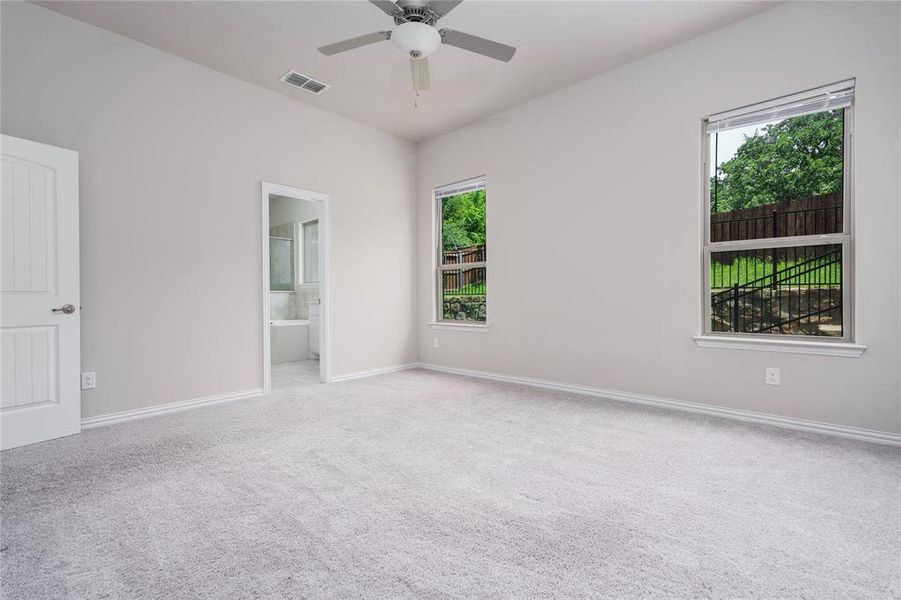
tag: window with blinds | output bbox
[702,81,854,339]
[435,177,487,323]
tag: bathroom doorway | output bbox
[261,182,329,392]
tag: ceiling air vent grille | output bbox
[302,79,328,94]
[281,70,330,95]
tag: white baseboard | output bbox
[331,363,419,383]
[80,363,900,446]
[81,388,264,429]
[417,363,901,446]
[80,363,413,429]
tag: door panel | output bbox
[1,158,55,293]
[1,135,79,450]
[1,327,57,408]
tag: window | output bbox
[703,81,854,340]
[269,236,294,291]
[435,177,487,323]
[300,219,319,284]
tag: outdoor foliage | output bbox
[711,110,844,213]
[442,190,486,250]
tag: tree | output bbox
[442,190,486,250]
[711,110,844,213]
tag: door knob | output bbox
[52,304,76,314]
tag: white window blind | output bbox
[435,176,485,199]
[706,79,855,133]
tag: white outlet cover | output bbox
[81,371,96,390]
[432,337,440,349]
[765,367,780,386]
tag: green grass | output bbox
[711,257,841,289]
[444,283,486,297]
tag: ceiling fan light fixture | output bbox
[317,1,517,104]
[391,22,441,58]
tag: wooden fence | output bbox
[711,193,842,243]
[442,244,486,293]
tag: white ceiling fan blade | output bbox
[318,31,391,56]
[429,0,464,19]
[440,29,516,62]
[411,57,431,92]
[369,0,403,19]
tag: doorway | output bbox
[261,182,330,393]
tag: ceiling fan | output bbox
[317,0,516,103]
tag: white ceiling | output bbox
[37,1,778,142]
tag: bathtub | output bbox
[270,319,309,364]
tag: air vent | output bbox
[281,70,329,95]
[302,79,328,94]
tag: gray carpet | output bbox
[2,369,899,599]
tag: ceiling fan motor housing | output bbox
[394,0,437,25]
[391,22,441,58]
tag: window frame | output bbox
[699,89,855,345]
[297,218,319,286]
[434,176,488,326]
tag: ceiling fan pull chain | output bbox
[413,59,420,108]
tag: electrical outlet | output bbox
[765,367,780,386]
[81,371,96,390]
[432,337,440,349]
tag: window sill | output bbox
[693,335,866,357]
[429,322,490,332]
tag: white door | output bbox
[1,135,80,450]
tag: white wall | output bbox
[417,2,901,434]
[3,2,897,435]
[1,3,419,418]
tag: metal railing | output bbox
[442,266,486,296]
[711,247,842,335]
[442,245,486,296]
